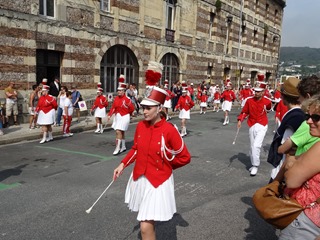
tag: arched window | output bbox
[160,53,179,87]
[100,45,138,93]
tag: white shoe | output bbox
[94,129,100,133]
[217,109,219,112]
[250,167,258,176]
[223,121,227,126]
[40,139,46,144]
[68,133,73,136]
[63,133,70,137]
[100,128,104,134]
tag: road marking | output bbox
[36,146,117,162]
[0,183,21,191]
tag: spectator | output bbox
[49,76,61,98]
[276,95,320,239]
[71,85,81,123]
[28,84,41,129]
[4,81,19,126]
[62,91,74,137]
[55,86,68,127]
[0,102,4,135]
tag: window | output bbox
[39,0,55,18]
[160,53,179,87]
[100,0,110,12]
[166,0,176,30]
[209,12,215,39]
[100,45,138,93]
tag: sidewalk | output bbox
[0,113,148,146]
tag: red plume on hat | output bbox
[97,82,102,88]
[164,79,169,84]
[118,74,125,83]
[145,61,163,86]
[42,78,48,85]
[257,72,265,81]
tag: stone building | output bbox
[0,0,285,121]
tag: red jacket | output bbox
[175,95,194,111]
[221,90,236,102]
[275,99,288,121]
[214,91,221,100]
[200,94,208,103]
[237,96,272,127]
[108,95,134,116]
[36,95,58,113]
[240,89,253,100]
[121,118,191,188]
[91,95,108,110]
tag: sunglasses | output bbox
[305,113,320,122]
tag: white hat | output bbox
[117,75,127,90]
[254,81,267,92]
[97,87,103,93]
[140,86,168,106]
[42,85,50,91]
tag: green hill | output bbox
[280,47,320,65]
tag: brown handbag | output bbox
[252,180,303,230]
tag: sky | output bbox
[281,0,320,48]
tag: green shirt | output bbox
[291,121,320,155]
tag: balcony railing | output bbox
[165,28,175,43]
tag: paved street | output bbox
[0,109,279,240]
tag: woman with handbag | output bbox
[276,95,320,240]
[113,61,191,240]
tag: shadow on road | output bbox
[228,152,251,169]
[122,213,189,240]
[0,164,28,182]
[241,196,278,240]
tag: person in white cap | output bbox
[107,75,135,155]
[175,83,195,137]
[221,83,236,125]
[213,85,221,112]
[91,86,108,134]
[35,83,58,144]
[113,61,191,240]
[199,88,208,114]
[237,81,272,176]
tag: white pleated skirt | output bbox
[125,173,176,221]
[179,109,190,119]
[163,99,172,109]
[37,109,55,125]
[94,107,106,118]
[222,100,232,111]
[214,100,220,104]
[200,102,207,107]
[111,113,130,131]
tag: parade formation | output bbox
[2,64,320,240]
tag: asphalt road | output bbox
[0,109,280,240]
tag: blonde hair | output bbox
[302,94,320,113]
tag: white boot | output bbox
[40,132,47,144]
[223,116,227,126]
[100,124,104,134]
[226,116,229,124]
[180,127,187,137]
[46,131,53,142]
[120,139,126,153]
[94,124,101,133]
[113,139,121,155]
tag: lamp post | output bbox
[236,0,244,90]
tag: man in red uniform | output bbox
[240,82,253,108]
[237,80,272,176]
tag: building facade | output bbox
[0,0,285,119]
